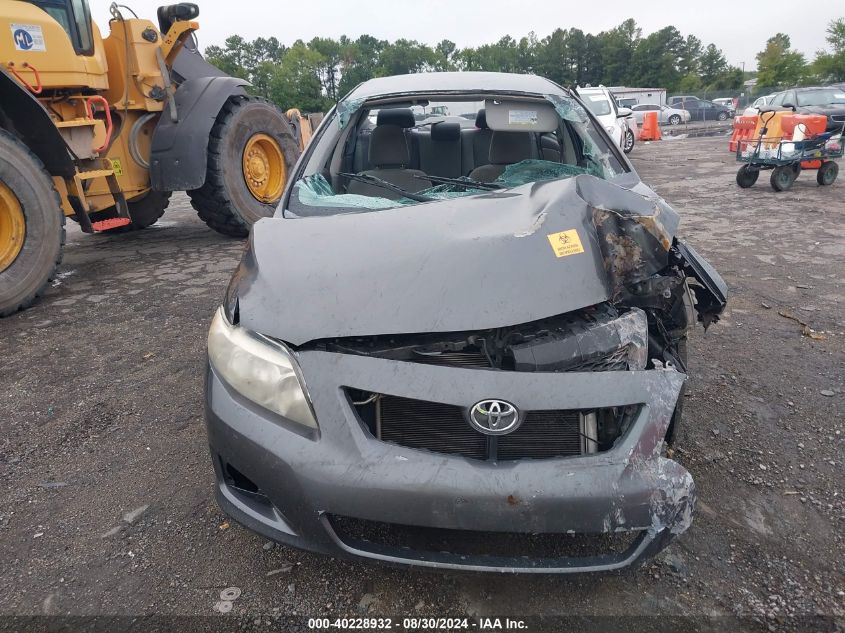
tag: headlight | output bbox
[208,307,318,429]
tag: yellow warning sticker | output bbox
[546,229,585,258]
[110,158,123,176]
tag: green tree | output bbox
[813,18,845,82]
[336,35,387,96]
[678,35,702,76]
[268,41,328,112]
[631,26,685,90]
[377,39,437,75]
[309,37,343,101]
[699,43,728,87]
[756,33,806,87]
[600,19,641,85]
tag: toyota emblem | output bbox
[468,399,521,435]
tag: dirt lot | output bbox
[1,136,843,632]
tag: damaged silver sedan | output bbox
[204,72,727,573]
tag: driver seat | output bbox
[347,108,430,199]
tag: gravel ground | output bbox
[0,136,843,632]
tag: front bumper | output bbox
[205,351,694,573]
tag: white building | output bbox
[608,87,666,107]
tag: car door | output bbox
[781,90,797,108]
[769,92,786,108]
[631,105,647,125]
[682,99,700,121]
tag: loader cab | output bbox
[26,0,94,55]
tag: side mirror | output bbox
[616,107,632,118]
[782,103,797,112]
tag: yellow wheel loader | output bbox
[0,0,309,316]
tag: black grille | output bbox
[352,393,593,461]
[497,410,581,460]
[329,515,641,562]
[380,396,487,459]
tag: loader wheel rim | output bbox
[0,180,26,273]
[243,133,286,203]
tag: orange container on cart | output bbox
[752,111,793,148]
[781,114,828,139]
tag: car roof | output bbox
[343,72,566,101]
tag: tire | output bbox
[665,338,688,446]
[0,129,64,317]
[770,165,796,192]
[717,111,729,121]
[188,96,300,238]
[623,128,635,154]
[736,165,759,188]
[89,190,172,232]
[668,114,681,126]
[817,161,838,186]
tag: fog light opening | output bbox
[223,460,260,495]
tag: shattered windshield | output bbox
[287,92,626,217]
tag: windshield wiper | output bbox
[414,174,502,190]
[338,172,434,202]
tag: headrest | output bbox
[431,121,461,141]
[376,108,415,128]
[368,125,410,167]
[475,108,488,129]
[489,131,533,165]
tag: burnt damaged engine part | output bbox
[305,303,649,373]
[346,390,640,461]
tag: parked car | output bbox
[616,97,639,109]
[668,95,699,106]
[673,98,732,121]
[712,98,736,114]
[743,94,775,116]
[204,71,727,574]
[768,86,845,131]
[631,103,691,125]
[578,85,635,153]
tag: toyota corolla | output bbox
[204,72,727,573]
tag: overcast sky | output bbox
[90,0,840,71]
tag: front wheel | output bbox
[189,96,301,238]
[770,165,797,191]
[623,129,635,154]
[736,165,759,188]
[668,114,681,126]
[665,338,688,446]
[0,129,64,316]
[717,111,729,121]
[817,161,838,186]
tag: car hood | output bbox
[230,175,681,345]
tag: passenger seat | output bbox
[346,108,430,199]
[468,132,534,183]
[461,108,494,175]
[418,122,462,178]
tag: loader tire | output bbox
[188,96,300,238]
[89,190,172,232]
[0,129,64,317]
